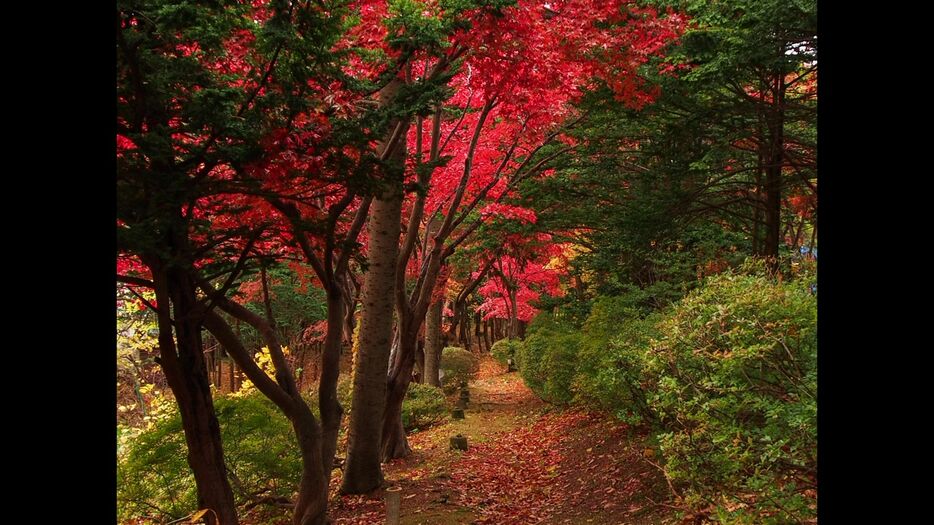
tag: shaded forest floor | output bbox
[322,356,679,525]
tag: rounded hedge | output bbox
[490,338,522,367]
[439,346,479,390]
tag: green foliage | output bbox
[572,298,661,425]
[117,393,300,523]
[402,383,447,431]
[515,261,816,521]
[490,338,521,366]
[645,266,817,522]
[439,347,479,391]
[238,264,328,350]
[515,316,580,405]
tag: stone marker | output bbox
[451,408,465,419]
[450,434,468,451]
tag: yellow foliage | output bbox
[231,346,289,397]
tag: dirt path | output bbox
[328,356,677,525]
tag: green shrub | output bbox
[402,382,447,431]
[572,297,660,424]
[490,338,521,367]
[439,346,479,391]
[646,268,817,523]
[117,393,301,523]
[516,316,579,404]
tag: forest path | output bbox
[328,355,675,525]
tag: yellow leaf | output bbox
[189,509,209,523]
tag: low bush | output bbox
[572,297,660,424]
[402,382,447,431]
[439,346,479,391]
[117,393,300,523]
[515,260,817,522]
[646,266,817,522]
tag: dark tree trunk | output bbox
[290,410,329,525]
[414,338,425,384]
[153,267,238,525]
[229,360,236,393]
[483,319,491,351]
[202,304,329,525]
[458,307,470,347]
[424,299,443,387]
[763,72,786,271]
[449,300,461,346]
[318,290,345,493]
[381,334,416,460]
[508,286,518,339]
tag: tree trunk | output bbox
[229,360,236,393]
[153,267,238,525]
[340,273,358,346]
[458,307,469,347]
[318,290,345,494]
[202,306,329,525]
[341,96,407,491]
[449,300,461,346]
[508,286,518,339]
[483,319,491,351]
[763,69,786,271]
[381,334,416,460]
[424,299,443,387]
[291,410,329,525]
[414,338,425,384]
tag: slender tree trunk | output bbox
[260,264,277,333]
[763,69,786,271]
[381,332,416,460]
[318,290,345,492]
[342,298,356,346]
[449,300,461,345]
[424,299,443,387]
[414,338,425,383]
[214,342,223,388]
[340,273,358,346]
[458,307,469,347]
[152,266,238,525]
[792,216,805,249]
[508,286,518,339]
[483,319,491,351]
[202,306,329,525]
